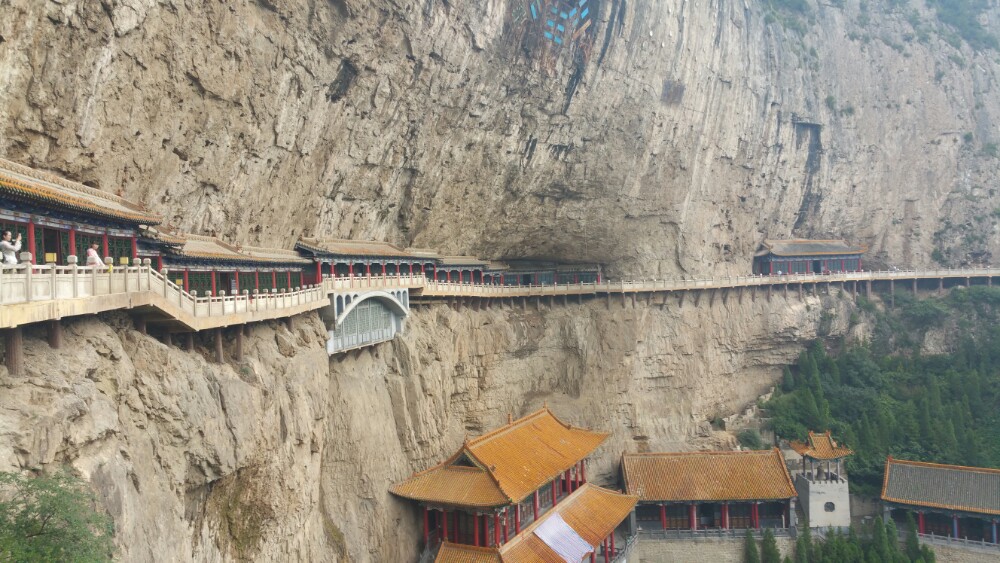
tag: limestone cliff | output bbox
[2,1,1000,275]
[0,290,856,561]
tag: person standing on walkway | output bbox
[0,230,22,264]
[86,242,102,267]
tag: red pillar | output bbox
[156,255,163,271]
[473,514,480,546]
[26,220,36,264]
[316,262,322,283]
[722,503,729,530]
[660,505,668,530]
[102,231,109,259]
[255,271,260,292]
[211,271,217,296]
[918,511,926,535]
[348,263,353,277]
[183,268,190,292]
[493,512,500,546]
[841,259,845,271]
[533,491,539,521]
[753,504,761,530]
[610,532,615,557]
[603,538,609,563]
[68,228,76,258]
[446,270,451,283]
[580,460,586,484]
[572,467,578,491]
[271,270,276,289]
[453,512,459,544]
[591,551,596,563]
[458,271,463,284]
[234,271,240,292]
[131,236,138,259]
[365,263,371,277]
[552,481,558,506]
[287,270,291,288]
[564,469,571,493]
[442,510,448,541]
[515,505,521,534]
[689,503,697,530]
[423,507,429,546]
[503,508,509,543]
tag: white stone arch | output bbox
[335,290,409,327]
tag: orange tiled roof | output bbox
[166,234,311,265]
[435,543,502,563]
[390,408,609,508]
[756,239,865,257]
[435,485,637,563]
[622,449,797,502]
[500,484,637,561]
[0,158,160,225]
[296,237,413,258]
[789,431,853,460]
[881,457,1000,516]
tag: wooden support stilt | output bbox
[185,332,195,352]
[165,332,173,347]
[47,320,63,349]
[709,290,716,306]
[739,288,744,304]
[866,280,872,298]
[630,293,636,308]
[577,294,582,304]
[535,298,541,311]
[646,293,652,305]
[135,316,147,335]
[679,291,686,307]
[285,316,294,331]
[783,284,788,299]
[214,329,224,363]
[5,327,24,376]
[694,291,701,306]
[235,327,244,362]
[939,278,944,294]
[767,285,772,302]
[890,280,895,308]
[244,324,251,337]
[522,297,527,310]
[798,284,803,299]
[989,276,993,287]
[912,278,917,293]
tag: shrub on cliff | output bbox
[0,471,114,562]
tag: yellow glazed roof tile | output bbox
[789,431,853,460]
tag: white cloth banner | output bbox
[533,512,593,563]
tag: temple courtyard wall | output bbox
[632,536,795,563]
[924,543,1000,563]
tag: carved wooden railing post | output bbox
[68,255,79,298]
[21,253,33,302]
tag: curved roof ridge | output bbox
[465,408,551,447]
[886,457,1000,474]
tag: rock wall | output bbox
[3,1,1000,274]
[0,289,855,561]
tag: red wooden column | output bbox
[446,270,451,282]
[453,513,458,545]
[211,271,217,296]
[348,263,354,277]
[422,508,429,545]
[590,551,596,563]
[366,263,371,277]
[660,505,667,530]
[551,481,558,506]
[502,508,509,543]
[316,262,322,283]
[753,503,761,530]
[102,231,109,259]
[918,511,926,534]
[286,270,291,288]
[602,538,609,562]
[514,505,521,534]
[564,469,571,493]
[473,514,480,546]
[533,491,539,520]
[722,503,729,530]
[68,228,76,258]
[689,503,697,530]
[271,270,276,289]
[493,512,500,546]
[442,510,448,542]
[183,269,190,291]
[131,236,138,259]
[610,532,615,557]
[26,220,36,264]
[255,271,260,292]
[580,460,586,484]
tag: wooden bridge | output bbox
[1,261,995,373]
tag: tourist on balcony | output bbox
[86,242,102,267]
[0,231,21,264]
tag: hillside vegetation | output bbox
[765,286,1000,495]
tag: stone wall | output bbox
[926,543,1000,563]
[632,536,795,563]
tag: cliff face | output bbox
[0,291,856,561]
[3,1,1000,275]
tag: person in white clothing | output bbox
[0,230,22,264]
[85,242,102,267]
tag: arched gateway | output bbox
[321,289,410,354]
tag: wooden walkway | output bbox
[1,264,996,331]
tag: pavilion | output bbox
[433,483,637,562]
[0,158,160,265]
[622,449,797,533]
[390,408,610,555]
[882,457,999,544]
[789,431,853,528]
[294,238,434,283]
[753,239,864,275]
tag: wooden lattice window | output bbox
[188,271,213,296]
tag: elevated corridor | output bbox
[1,264,995,331]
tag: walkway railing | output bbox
[904,531,1000,553]
[1,263,997,331]
[638,527,796,540]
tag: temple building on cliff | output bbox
[0,158,160,265]
[753,239,865,275]
[882,457,1000,544]
[390,408,637,561]
[622,449,797,534]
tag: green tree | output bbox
[873,516,891,562]
[761,528,781,563]
[904,513,921,561]
[744,529,761,563]
[0,471,114,562]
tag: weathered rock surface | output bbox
[2,1,1000,273]
[0,289,855,561]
